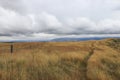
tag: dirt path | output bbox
[80,43,96,80]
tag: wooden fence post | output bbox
[10,43,13,54]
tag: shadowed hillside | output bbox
[0,38,120,80]
[106,39,120,51]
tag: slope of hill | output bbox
[0,38,120,80]
[106,39,120,51]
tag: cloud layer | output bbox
[0,0,120,40]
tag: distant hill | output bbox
[0,37,120,42]
[50,37,120,42]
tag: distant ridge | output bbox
[50,37,120,42]
[0,37,120,42]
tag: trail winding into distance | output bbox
[81,43,96,80]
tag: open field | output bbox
[0,38,120,80]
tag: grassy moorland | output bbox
[0,38,120,80]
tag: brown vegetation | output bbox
[0,38,120,80]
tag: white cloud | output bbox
[0,0,120,40]
[97,19,120,33]
[35,12,62,33]
[0,0,27,14]
[0,7,33,36]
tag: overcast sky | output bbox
[0,0,120,40]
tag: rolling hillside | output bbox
[0,38,120,80]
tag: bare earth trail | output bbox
[80,43,96,80]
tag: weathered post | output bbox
[10,43,13,54]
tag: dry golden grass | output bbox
[0,38,120,80]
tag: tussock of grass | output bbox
[106,38,120,51]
